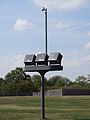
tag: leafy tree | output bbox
[0,78,3,85]
[4,67,27,83]
[74,76,88,88]
[48,76,60,88]
[31,75,41,92]
[0,78,3,94]
[0,80,7,96]
[48,75,71,89]
[16,80,33,95]
[87,74,90,83]
[3,67,33,96]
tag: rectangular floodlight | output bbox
[48,52,63,65]
[24,54,36,66]
[36,53,48,66]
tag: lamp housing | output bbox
[24,54,36,66]
[48,52,63,65]
[36,53,48,66]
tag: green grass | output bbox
[0,96,90,120]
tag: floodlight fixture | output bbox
[36,53,48,66]
[24,54,36,67]
[48,52,63,65]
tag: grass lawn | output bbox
[0,96,90,120]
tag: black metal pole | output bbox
[41,73,45,119]
[45,8,47,55]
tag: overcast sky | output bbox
[0,0,90,80]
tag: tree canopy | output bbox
[0,67,90,96]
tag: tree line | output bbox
[0,67,90,96]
